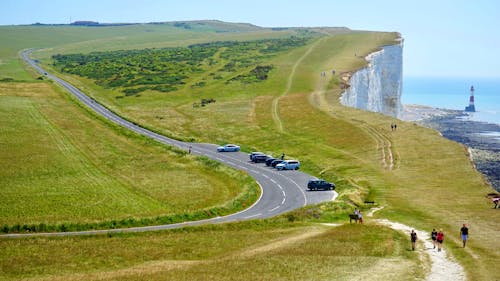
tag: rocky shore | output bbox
[416,110,500,192]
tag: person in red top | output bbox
[436,230,444,252]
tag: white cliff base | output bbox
[340,41,403,118]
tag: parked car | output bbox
[307,179,335,191]
[217,144,240,152]
[276,160,300,170]
[252,154,270,163]
[265,157,277,166]
[270,159,285,167]
[249,152,265,161]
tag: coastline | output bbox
[400,105,500,192]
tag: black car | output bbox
[249,152,265,161]
[270,159,285,168]
[265,157,277,166]
[307,179,335,191]
[252,154,268,163]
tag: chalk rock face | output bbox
[340,41,403,118]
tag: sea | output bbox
[402,77,500,126]
[403,77,500,192]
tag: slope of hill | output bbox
[0,21,498,280]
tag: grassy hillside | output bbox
[0,21,498,280]
[0,21,300,81]
[0,221,422,281]
[0,81,259,230]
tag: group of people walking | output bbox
[430,229,445,251]
[411,224,468,252]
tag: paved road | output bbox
[5,50,338,237]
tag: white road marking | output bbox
[269,206,280,212]
[244,213,262,219]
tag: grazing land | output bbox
[0,221,422,281]
[0,81,259,231]
[0,21,498,280]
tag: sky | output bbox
[2,0,499,78]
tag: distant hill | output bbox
[161,20,264,33]
[29,20,264,32]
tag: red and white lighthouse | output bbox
[465,85,475,112]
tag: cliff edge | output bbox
[340,39,403,118]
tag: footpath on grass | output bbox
[366,207,466,281]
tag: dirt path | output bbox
[271,37,325,133]
[368,207,466,281]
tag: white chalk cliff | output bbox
[340,39,403,118]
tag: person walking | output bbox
[436,230,444,252]
[358,211,363,224]
[460,224,469,248]
[431,229,438,249]
[410,230,417,251]
[280,153,285,160]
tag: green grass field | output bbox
[0,21,498,280]
[0,82,259,230]
[0,221,421,281]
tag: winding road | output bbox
[5,49,338,238]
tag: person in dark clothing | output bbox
[280,153,285,160]
[410,230,417,251]
[460,224,469,248]
[493,197,499,209]
[431,229,438,249]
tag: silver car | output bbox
[276,160,300,170]
[217,144,240,152]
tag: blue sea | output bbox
[402,77,500,125]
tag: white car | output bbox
[276,160,300,170]
[217,144,240,152]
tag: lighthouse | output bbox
[464,85,475,112]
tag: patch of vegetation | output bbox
[51,37,310,95]
[228,65,273,83]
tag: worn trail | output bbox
[367,207,466,281]
[272,37,325,132]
